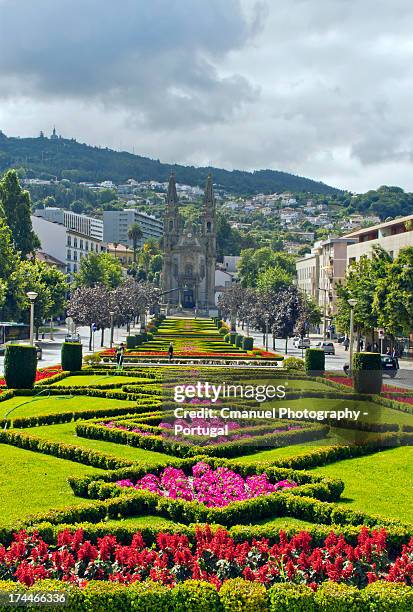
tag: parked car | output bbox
[64,333,81,343]
[315,341,335,355]
[336,335,346,344]
[293,337,311,349]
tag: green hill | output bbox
[0,132,340,195]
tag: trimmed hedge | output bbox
[126,335,137,349]
[353,352,382,394]
[242,337,254,351]
[61,342,82,372]
[4,344,37,389]
[305,348,325,376]
[0,579,410,611]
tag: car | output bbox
[336,335,346,344]
[64,333,81,343]
[380,355,399,378]
[293,337,311,349]
[315,341,335,355]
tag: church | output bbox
[161,174,217,314]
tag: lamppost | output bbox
[265,314,269,351]
[318,287,328,341]
[26,291,38,346]
[109,311,115,348]
[348,298,358,373]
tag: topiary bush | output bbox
[305,348,325,376]
[126,336,137,349]
[4,344,37,389]
[284,356,305,371]
[268,583,315,612]
[218,326,228,335]
[219,578,268,611]
[229,332,237,345]
[353,352,382,394]
[224,333,230,343]
[242,337,254,351]
[235,334,244,348]
[61,342,83,372]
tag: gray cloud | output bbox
[1,0,413,191]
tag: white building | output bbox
[31,216,106,278]
[34,208,104,241]
[103,209,163,248]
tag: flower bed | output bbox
[1,526,413,590]
[116,461,297,507]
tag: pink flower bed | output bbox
[116,461,297,507]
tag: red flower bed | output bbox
[1,527,412,589]
[326,376,411,395]
[382,394,413,405]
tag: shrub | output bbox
[126,336,137,349]
[146,332,154,341]
[220,578,268,611]
[83,352,101,367]
[235,334,244,348]
[362,580,413,611]
[229,331,237,345]
[134,334,145,345]
[314,581,362,611]
[172,581,220,611]
[353,352,382,394]
[268,583,315,611]
[218,327,228,335]
[305,348,325,375]
[283,356,305,371]
[224,333,230,343]
[4,344,37,389]
[61,342,83,372]
[242,337,254,351]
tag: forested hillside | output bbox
[0,132,339,195]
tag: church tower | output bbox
[162,173,181,303]
[203,175,217,310]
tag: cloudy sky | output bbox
[0,0,412,192]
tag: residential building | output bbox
[222,256,240,274]
[103,209,163,248]
[296,251,320,303]
[31,216,106,278]
[215,269,237,306]
[34,208,104,241]
[106,242,134,267]
[343,214,413,264]
[34,250,66,273]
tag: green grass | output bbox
[16,422,172,463]
[51,375,151,387]
[311,447,413,523]
[234,435,345,464]
[91,516,183,530]
[244,378,334,392]
[0,444,104,527]
[257,516,317,528]
[0,395,137,420]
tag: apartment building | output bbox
[343,213,413,263]
[103,210,163,248]
[34,208,104,241]
[31,216,106,278]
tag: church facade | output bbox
[161,174,216,312]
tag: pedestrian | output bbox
[343,337,349,351]
[386,347,391,356]
[168,341,174,362]
[116,342,125,369]
[366,343,372,352]
[360,339,364,351]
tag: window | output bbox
[74,237,78,248]
[85,242,89,251]
[80,239,83,249]
[67,236,71,246]
[67,249,71,260]
[73,264,77,272]
[74,251,78,261]
[207,221,212,233]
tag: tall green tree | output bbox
[0,169,39,256]
[335,246,392,336]
[374,247,413,337]
[238,247,296,287]
[73,252,123,289]
[0,216,25,319]
[127,222,143,263]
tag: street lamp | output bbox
[109,311,115,348]
[26,291,38,346]
[348,298,358,373]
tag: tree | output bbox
[256,266,292,292]
[18,260,68,337]
[374,247,413,337]
[271,286,302,354]
[0,216,25,319]
[335,246,392,339]
[238,247,296,287]
[67,285,111,350]
[0,169,39,256]
[128,222,143,263]
[73,252,123,289]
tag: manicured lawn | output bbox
[51,375,152,387]
[257,516,318,528]
[234,435,344,464]
[0,444,104,527]
[16,422,173,463]
[311,447,413,523]
[0,395,137,420]
[91,516,183,530]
